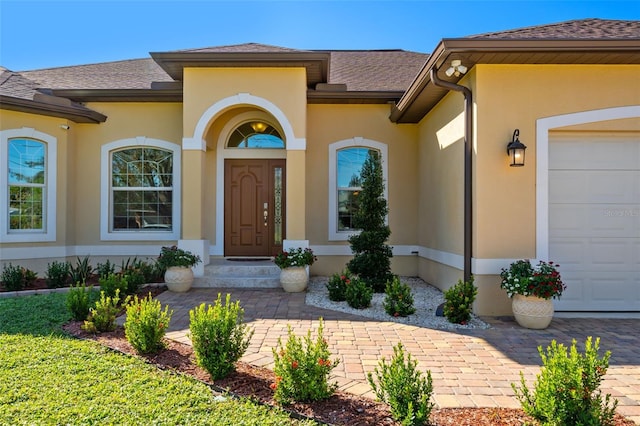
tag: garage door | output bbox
[549,135,640,311]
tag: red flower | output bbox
[270,382,277,390]
[291,360,298,369]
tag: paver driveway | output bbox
[158,288,640,423]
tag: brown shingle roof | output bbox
[20,58,173,90]
[329,50,428,91]
[173,43,309,53]
[15,44,428,94]
[0,67,41,100]
[469,18,640,40]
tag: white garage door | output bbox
[549,135,640,311]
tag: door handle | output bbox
[263,202,268,227]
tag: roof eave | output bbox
[51,89,183,102]
[0,95,107,123]
[392,38,640,123]
[307,90,404,104]
[150,51,331,87]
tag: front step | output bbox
[193,258,281,288]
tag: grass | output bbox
[0,293,315,425]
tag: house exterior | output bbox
[1,19,638,315]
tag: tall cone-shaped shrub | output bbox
[347,150,393,292]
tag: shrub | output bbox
[122,268,146,295]
[512,337,618,426]
[45,261,70,288]
[99,273,129,298]
[345,277,373,309]
[189,293,254,380]
[124,293,173,354]
[442,276,477,324]
[96,260,116,280]
[326,270,352,302]
[82,290,123,333]
[367,342,434,426]
[1,263,37,291]
[383,277,416,317]
[347,150,394,292]
[271,318,338,404]
[70,255,93,284]
[66,283,95,321]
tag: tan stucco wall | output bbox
[305,104,419,277]
[182,68,307,138]
[418,64,640,315]
[182,68,308,241]
[73,102,182,245]
[0,110,73,250]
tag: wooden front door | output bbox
[224,159,286,256]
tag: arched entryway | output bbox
[221,117,287,256]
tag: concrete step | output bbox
[193,258,281,288]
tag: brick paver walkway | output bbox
[158,288,640,423]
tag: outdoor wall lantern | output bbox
[506,129,527,167]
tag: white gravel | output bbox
[305,276,490,330]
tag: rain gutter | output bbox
[429,67,473,283]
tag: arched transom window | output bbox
[227,122,284,149]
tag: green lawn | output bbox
[0,293,314,425]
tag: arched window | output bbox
[101,138,181,241]
[328,138,388,241]
[1,128,57,242]
[227,122,284,149]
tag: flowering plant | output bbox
[273,247,316,269]
[500,259,565,300]
[157,246,201,269]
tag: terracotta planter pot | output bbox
[512,294,554,329]
[164,266,194,293]
[279,266,308,292]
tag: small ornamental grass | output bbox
[326,269,352,302]
[271,318,338,404]
[345,277,373,309]
[443,276,477,325]
[124,293,173,354]
[367,342,434,426]
[189,293,254,380]
[82,289,123,333]
[383,276,416,317]
[69,255,94,285]
[513,336,618,426]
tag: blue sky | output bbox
[1,0,638,71]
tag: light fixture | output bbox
[506,129,527,167]
[445,59,468,77]
[251,122,267,133]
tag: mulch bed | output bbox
[6,282,636,425]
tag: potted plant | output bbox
[157,246,202,293]
[273,247,316,292]
[500,259,565,329]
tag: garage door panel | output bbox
[550,138,640,170]
[548,239,587,270]
[588,239,635,270]
[549,171,638,204]
[550,206,635,238]
[550,135,639,312]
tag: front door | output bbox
[224,159,286,256]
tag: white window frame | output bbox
[328,137,388,241]
[0,128,57,242]
[100,137,181,241]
